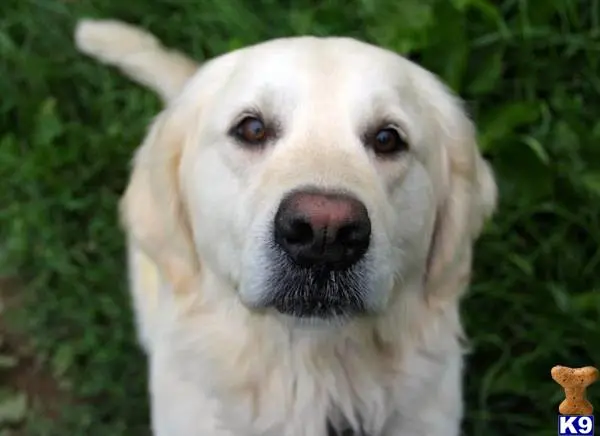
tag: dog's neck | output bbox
[157,266,464,435]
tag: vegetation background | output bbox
[1,0,599,434]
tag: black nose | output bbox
[273,190,371,269]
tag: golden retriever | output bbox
[75,19,497,436]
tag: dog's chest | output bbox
[160,301,462,436]
[156,308,463,436]
[214,344,396,436]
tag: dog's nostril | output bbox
[285,219,313,245]
[336,223,362,245]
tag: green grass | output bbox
[1,0,599,434]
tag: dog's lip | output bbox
[266,281,368,319]
[273,298,350,318]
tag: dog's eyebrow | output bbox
[237,82,289,111]
[355,95,412,138]
[225,89,284,128]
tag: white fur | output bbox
[75,19,498,436]
[75,19,198,102]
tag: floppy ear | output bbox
[424,100,497,307]
[120,103,200,293]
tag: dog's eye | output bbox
[234,116,268,145]
[372,127,408,155]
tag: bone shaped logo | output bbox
[551,365,598,416]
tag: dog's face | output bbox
[123,37,497,323]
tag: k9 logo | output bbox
[558,415,595,435]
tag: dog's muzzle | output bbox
[264,188,372,319]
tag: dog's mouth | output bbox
[262,250,369,319]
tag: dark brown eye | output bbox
[372,127,408,155]
[234,116,268,145]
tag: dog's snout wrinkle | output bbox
[274,190,371,270]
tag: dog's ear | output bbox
[424,95,497,307]
[120,103,200,293]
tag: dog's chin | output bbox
[253,250,372,325]
[267,287,365,321]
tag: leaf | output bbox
[468,0,505,27]
[520,136,550,165]
[367,1,434,54]
[548,284,571,313]
[571,291,600,312]
[394,1,434,32]
[226,37,246,52]
[443,44,469,92]
[550,121,580,152]
[468,47,504,95]
[33,98,63,147]
[492,140,553,203]
[508,254,534,276]
[0,30,17,57]
[51,344,75,378]
[288,10,316,35]
[580,173,600,197]
[449,0,471,10]
[592,121,600,139]
[479,102,540,152]
[0,392,27,425]
[424,1,469,91]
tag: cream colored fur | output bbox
[75,19,497,436]
[75,19,197,102]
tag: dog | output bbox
[75,19,497,436]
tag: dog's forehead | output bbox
[191,36,423,126]
[208,38,406,94]
[245,37,401,67]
